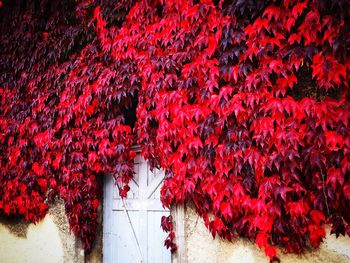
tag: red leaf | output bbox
[220,202,233,220]
[343,183,350,200]
[32,162,45,177]
[326,167,344,190]
[288,200,309,217]
[37,178,47,192]
[292,2,308,19]
[309,225,326,248]
[187,137,203,154]
[263,5,280,21]
[288,33,302,45]
[184,179,195,194]
[252,199,267,214]
[325,131,344,151]
[264,245,277,259]
[53,152,63,170]
[310,210,326,225]
[92,199,99,210]
[256,232,268,248]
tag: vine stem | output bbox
[321,172,330,216]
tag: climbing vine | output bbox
[0,0,349,259]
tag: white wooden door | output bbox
[103,153,171,263]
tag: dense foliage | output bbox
[0,0,349,259]
[0,0,136,249]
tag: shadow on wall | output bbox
[0,198,102,263]
[0,215,64,263]
[184,206,350,263]
[0,215,30,238]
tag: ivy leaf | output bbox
[292,2,308,19]
[325,131,344,151]
[326,168,344,190]
[256,232,268,248]
[184,179,196,194]
[310,210,326,225]
[343,183,350,200]
[264,245,277,259]
[220,202,233,220]
[32,162,45,177]
[309,225,325,248]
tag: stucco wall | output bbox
[183,206,350,263]
[0,199,102,263]
[3,202,350,263]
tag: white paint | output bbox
[227,245,255,263]
[103,153,171,263]
[0,215,63,263]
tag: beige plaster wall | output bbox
[3,201,349,263]
[0,199,102,263]
[0,214,64,263]
[184,206,350,263]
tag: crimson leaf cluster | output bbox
[0,0,349,259]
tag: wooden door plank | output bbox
[139,156,149,262]
[146,172,164,199]
[103,152,171,263]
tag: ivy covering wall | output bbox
[0,0,349,260]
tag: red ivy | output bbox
[0,0,350,259]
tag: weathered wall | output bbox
[183,206,350,263]
[3,201,349,263]
[0,199,102,263]
[86,196,103,263]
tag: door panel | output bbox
[103,154,171,263]
[147,211,171,263]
